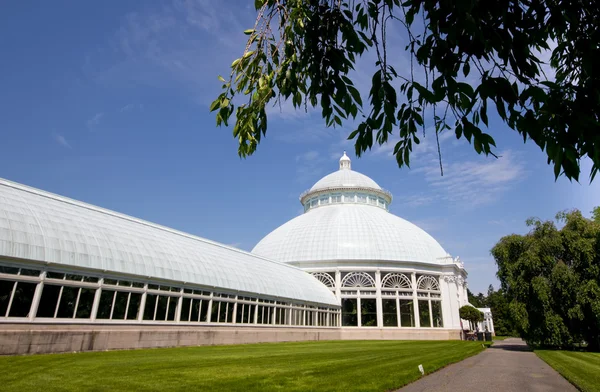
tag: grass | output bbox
[493,336,510,341]
[536,350,600,392]
[0,340,484,392]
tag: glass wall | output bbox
[341,298,358,326]
[0,263,340,327]
[318,270,444,329]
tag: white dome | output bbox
[252,204,449,263]
[310,170,382,192]
[307,152,382,193]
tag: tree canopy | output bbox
[459,305,484,330]
[212,0,600,182]
[492,208,600,351]
[468,286,516,336]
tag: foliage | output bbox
[0,340,484,392]
[212,0,600,182]
[593,207,600,223]
[459,305,484,329]
[469,285,518,336]
[467,288,487,308]
[492,208,600,351]
[536,350,600,392]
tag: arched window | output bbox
[417,275,440,291]
[381,273,412,289]
[311,272,335,288]
[341,272,375,288]
[416,275,443,328]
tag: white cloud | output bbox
[87,113,104,129]
[53,133,72,149]
[120,103,144,112]
[295,150,328,184]
[415,150,526,208]
[86,1,253,104]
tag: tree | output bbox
[459,305,484,331]
[486,286,517,336]
[212,0,600,182]
[593,207,600,223]
[492,208,600,351]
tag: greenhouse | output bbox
[0,178,339,328]
[253,153,470,331]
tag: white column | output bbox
[175,289,184,322]
[440,276,454,329]
[253,299,259,324]
[28,272,46,321]
[206,295,213,322]
[411,272,420,328]
[335,270,341,299]
[137,285,147,322]
[375,270,383,328]
[396,296,401,327]
[90,278,103,322]
[357,295,362,327]
[232,298,238,324]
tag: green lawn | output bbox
[0,340,484,392]
[536,350,600,392]
[493,336,509,341]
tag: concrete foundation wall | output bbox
[0,324,461,355]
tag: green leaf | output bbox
[209,98,222,112]
[348,86,363,106]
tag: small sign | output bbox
[418,364,424,375]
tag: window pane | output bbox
[431,301,443,328]
[75,288,95,319]
[211,301,220,322]
[247,304,255,323]
[126,293,142,320]
[143,294,157,320]
[156,296,168,320]
[361,299,377,327]
[180,297,191,322]
[382,299,398,327]
[166,297,177,321]
[57,286,80,318]
[190,299,200,322]
[341,298,358,326]
[0,280,16,316]
[46,272,65,279]
[0,266,19,275]
[97,290,115,319]
[65,274,83,281]
[37,284,61,318]
[419,300,431,327]
[199,299,209,322]
[19,269,40,277]
[111,291,129,320]
[399,300,415,327]
[225,302,233,323]
[8,282,37,317]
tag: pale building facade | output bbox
[253,153,472,332]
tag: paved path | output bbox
[398,338,576,392]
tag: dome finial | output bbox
[339,151,351,170]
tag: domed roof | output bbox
[252,204,449,264]
[310,170,382,192]
[308,152,382,192]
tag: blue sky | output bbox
[1,1,598,294]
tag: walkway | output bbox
[399,338,576,392]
